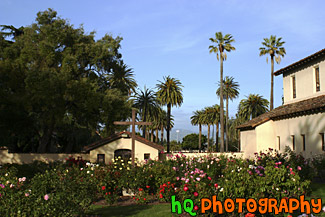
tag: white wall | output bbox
[240,130,256,158]
[89,137,160,163]
[283,58,325,104]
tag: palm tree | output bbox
[190,110,204,152]
[211,104,220,152]
[133,87,159,138]
[202,107,215,151]
[156,76,183,153]
[109,61,137,95]
[259,35,286,110]
[238,94,269,121]
[216,76,239,151]
[209,32,235,152]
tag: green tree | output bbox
[0,9,131,152]
[109,61,137,96]
[238,94,269,121]
[259,35,286,110]
[217,76,239,151]
[133,87,159,139]
[190,109,205,152]
[209,32,235,152]
[156,76,183,153]
[181,133,207,150]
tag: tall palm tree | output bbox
[259,35,286,110]
[190,109,205,152]
[216,76,239,151]
[209,32,235,152]
[238,94,269,121]
[109,61,137,95]
[133,87,159,138]
[156,76,183,153]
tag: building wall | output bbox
[283,58,325,104]
[240,112,325,159]
[89,137,159,163]
[240,130,256,158]
[0,150,89,165]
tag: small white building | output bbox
[238,49,325,158]
[83,131,164,163]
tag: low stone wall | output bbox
[0,149,89,165]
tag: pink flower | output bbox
[10,184,14,188]
[44,194,49,201]
[22,177,26,182]
[194,192,199,197]
[176,177,180,181]
[207,176,212,180]
[0,184,5,188]
[297,166,302,171]
[172,167,176,171]
[214,183,218,188]
[183,186,189,191]
[194,205,199,211]
[25,193,29,197]
[196,177,201,181]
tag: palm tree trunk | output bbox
[167,103,171,153]
[219,52,225,152]
[161,125,164,145]
[216,122,219,152]
[155,129,159,143]
[207,124,210,151]
[151,129,154,142]
[270,56,274,110]
[225,96,229,152]
[142,109,147,138]
[199,124,202,153]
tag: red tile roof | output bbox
[274,49,325,76]
[237,94,325,130]
[83,131,164,152]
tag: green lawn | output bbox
[87,183,325,217]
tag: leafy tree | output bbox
[181,133,207,150]
[217,76,239,151]
[209,32,235,152]
[238,94,269,121]
[133,87,159,138]
[0,9,131,152]
[156,76,183,153]
[190,110,204,152]
[259,35,286,110]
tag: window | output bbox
[144,153,150,160]
[315,67,320,92]
[114,149,131,160]
[291,135,295,151]
[292,76,296,99]
[301,134,306,151]
[277,136,281,150]
[321,133,325,151]
[97,154,105,163]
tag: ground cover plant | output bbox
[0,150,324,216]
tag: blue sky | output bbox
[1,0,324,132]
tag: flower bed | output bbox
[0,150,324,216]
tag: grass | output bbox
[87,183,325,217]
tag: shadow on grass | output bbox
[86,204,171,217]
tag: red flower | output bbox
[167,181,170,184]
[245,213,255,217]
[214,183,218,188]
[194,192,199,197]
[139,188,143,191]
[105,192,108,195]
[101,186,106,190]
[194,205,199,211]
[159,194,163,198]
[143,198,146,201]
[146,185,150,189]
[207,177,212,180]
[183,186,189,191]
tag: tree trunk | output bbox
[142,108,147,138]
[199,124,202,153]
[151,129,154,142]
[220,53,225,152]
[167,103,171,153]
[207,124,210,151]
[216,122,219,152]
[225,95,229,152]
[37,123,54,153]
[155,128,159,143]
[161,125,164,145]
[270,56,274,110]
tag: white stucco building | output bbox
[238,49,325,158]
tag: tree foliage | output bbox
[181,133,207,150]
[0,9,133,153]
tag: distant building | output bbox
[238,49,325,158]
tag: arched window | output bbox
[114,149,131,160]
